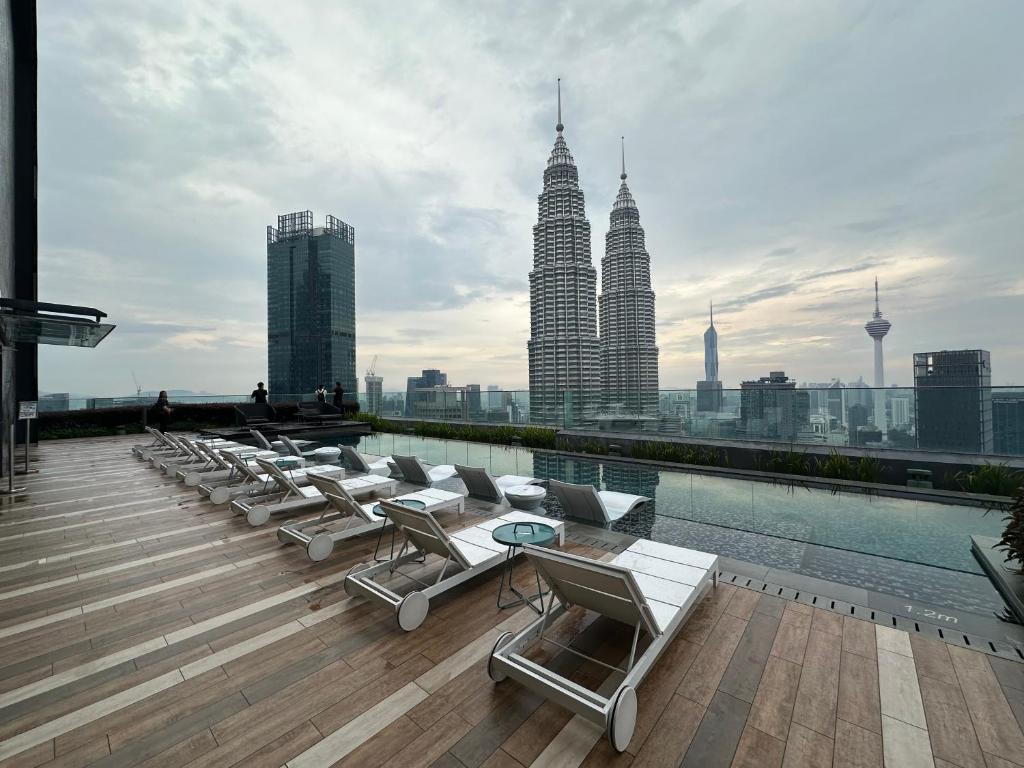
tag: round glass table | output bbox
[491,521,557,612]
[373,498,427,562]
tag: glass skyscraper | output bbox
[266,210,356,398]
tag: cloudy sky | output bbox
[37,0,1024,396]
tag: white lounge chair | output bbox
[277,476,464,561]
[488,540,718,752]
[204,451,337,505]
[231,458,396,526]
[339,445,393,476]
[391,454,457,486]
[279,435,319,459]
[344,505,564,631]
[181,441,278,486]
[548,479,649,523]
[454,464,543,503]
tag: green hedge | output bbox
[353,414,557,449]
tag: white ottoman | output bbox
[314,446,342,465]
[504,484,547,511]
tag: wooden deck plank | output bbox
[947,645,1024,765]
[791,629,842,738]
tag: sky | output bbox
[36,0,1024,397]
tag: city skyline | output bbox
[34,2,1024,396]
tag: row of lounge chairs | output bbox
[128,427,719,752]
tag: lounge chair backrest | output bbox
[255,457,303,496]
[548,480,610,524]
[222,450,262,482]
[454,464,501,501]
[250,429,273,451]
[306,474,363,517]
[339,445,371,473]
[523,544,661,637]
[382,501,469,567]
[391,455,430,485]
[279,435,303,457]
[162,433,187,452]
[195,441,230,469]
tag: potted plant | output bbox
[999,485,1024,575]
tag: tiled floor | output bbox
[0,434,1021,767]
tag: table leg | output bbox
[497,545,548,614]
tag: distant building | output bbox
[465,384,482,416]
[740,371,810,440]
[528,82,601,425]
[889,396,911,429]
[364,374,383,415]
[405,369,447,416]
[993,393,1024,455]
[267,211,356,398]
[486,385,502,410]
[696,303,723,412]
[847,403,870,445]
[599,139,659,416]
[38,392,70,412]
[914,349,993,453]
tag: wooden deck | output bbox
[0,434,1021,768]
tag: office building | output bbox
[364,373,383,416]
[405,369,447,417]
[527,81,600,425]
[599,139,659,416]
[993,393,1024,455]
[914,349,993,453]
[864,279,892,441]
[696,303,723,412]
[266,211,356,398]
[740,371,810,440]
[890,396,911,429]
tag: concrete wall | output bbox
[1,1,15,467]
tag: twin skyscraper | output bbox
[528,81,659,424]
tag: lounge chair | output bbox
[231,457,396,526]
[454,464,543,503]
[204,451,338,504]
[339,445,393,476]
[277,476,464,561]
[280,434,321,459]
[249,429,276,452]
[180,441,278,486]
[547,479,649,524]
[488,540,718,752]
[131,427,170,457]
[391,454,457,485]
[344,505,564,631]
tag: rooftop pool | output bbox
[310,432,1006,617]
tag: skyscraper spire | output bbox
[873,276,881,318]
[620,136,626,180]
[556,78,563,134]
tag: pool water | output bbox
[322,432,1002,576]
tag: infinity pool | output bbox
[320,432,1002,578]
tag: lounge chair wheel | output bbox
[343,563,366,596]
[306,533,334,562]
[487,631,515,682]
[607,685,637,753]
[397,591,429,631]
[210,487,231,505]
[247,507,271,527]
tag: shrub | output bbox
[955,462,1024,497]
[817,449,853,480]
[997,485,1024,574]
[855,455,884,484]
[354,414,557,450]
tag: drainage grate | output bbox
[718,570,1024,664]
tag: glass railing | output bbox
[34,385,1024,456]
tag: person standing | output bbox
[315,385,327,403]
[332,381,344,410]
[250,382,268,404]
[153,391,173,432]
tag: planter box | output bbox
[972,535,1024,624]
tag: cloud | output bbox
[35,0,1024,396]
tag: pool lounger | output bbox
[548,479,649,524]
[277,475,465,561]
[339,445,393,476]
[180,441,278,486]
[391,454,458,485]
[204,451,340,505]
[160,437,267,476]
[344,503,564,632]
[232,458,396,526]
[488,540,718,752]
[454,464,544,503]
